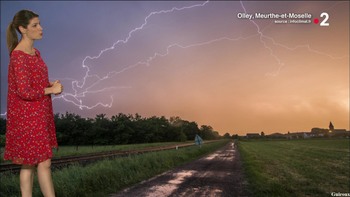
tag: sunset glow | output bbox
[1,1,349,135]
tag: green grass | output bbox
[53,141,192,158]
[0,140,228,197]
[0,141,192,163]
[238,138,350,197]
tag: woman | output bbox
[4,10,63,197]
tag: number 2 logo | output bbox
[320,12,329,26]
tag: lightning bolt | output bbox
[55,1,211,110]
[239,1,284,77]
[239,0,348,76]
[1,0,347,116]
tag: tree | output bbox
[261,131,265,137]
[93,114,111,145]
[200,125,220,140]
[0,134,5,147]
[52,112,220,146]
[55,112,75,145]
[55,112,86,149]
[0,117,6,135]
[223,133,231,139]
[183,121,200,140]
[111,113,134,144]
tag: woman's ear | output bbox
[18,26,27,34]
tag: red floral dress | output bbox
[4,49,58,165]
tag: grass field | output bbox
[0,141,192,163]
[53,141,192,157]
[238,138,350,197]
[0,140,228,197]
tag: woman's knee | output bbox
[21,164,35,170]
[38,159,52,169]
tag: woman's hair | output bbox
[6,10,39,54]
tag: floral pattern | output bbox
[4,49,58,165]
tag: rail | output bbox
[0,140,220,174]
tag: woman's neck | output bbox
[17,38,35,55]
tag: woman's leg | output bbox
[20,165,35,197]
[37,159,55,197]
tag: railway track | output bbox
[0,141,212,174]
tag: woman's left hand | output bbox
[49,80,60,87]
[49,80,63,95]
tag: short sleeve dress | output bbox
[4,49,58,165]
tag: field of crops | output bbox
[238,138,350,197]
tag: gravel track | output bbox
[110,143,249,197]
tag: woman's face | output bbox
[22,17,43,40]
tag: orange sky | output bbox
[112,1,349,135]
[1,1,349,135]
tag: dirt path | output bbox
[110,143,249,197]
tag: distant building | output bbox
[287,132,310,139]
[330,129,349,137]
[327,121,349,137]
[329,121,334,132]
[310,128,329,137]
[243,121,349,140]
[268,133,286,139]
[246,133,260,138]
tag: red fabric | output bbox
[4,49,58,165]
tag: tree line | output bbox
[0,112,224,147]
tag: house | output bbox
[310,128,329,137]
[246,133,260,139]
[330,129,349,137]
[326,121,349,138]
[287,132,310,139]
[268,132,286,139]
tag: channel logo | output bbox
[314,12,329,26]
